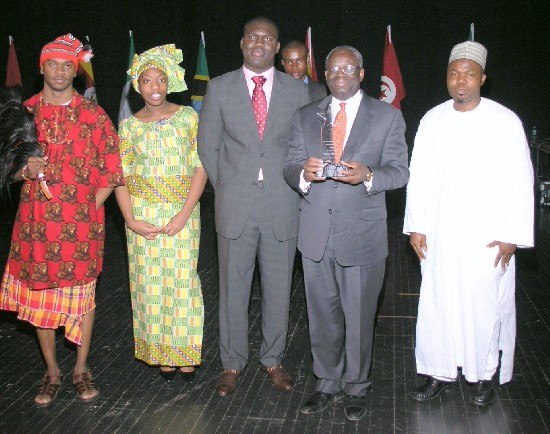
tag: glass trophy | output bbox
[316,107,348,178]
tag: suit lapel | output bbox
[263,71,286,141]
[343,93,374,160]
[231,70,261,140]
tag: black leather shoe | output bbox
[344,395,368,421]
[216,370,241,397]
[410,377,457,402]
[331,390,346,403]
[179,368,196,381]
[160,368,177,381]
[301,391,344,415]
[470,380,494,406]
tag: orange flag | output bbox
[305,27,319,82]
[78,36,97,101]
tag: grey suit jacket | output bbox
[306,80,327,102]
[198,68,308,241]
[284,91,409,265]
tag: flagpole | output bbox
[307,27,313,74]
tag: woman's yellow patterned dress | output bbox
[118,106,203,367]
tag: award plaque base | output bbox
[317,163,348,178]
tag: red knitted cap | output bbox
[40,34,93,68]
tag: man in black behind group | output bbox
[281,40,327,101]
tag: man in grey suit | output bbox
[284,46,409,421]
[281,40,327,102]
[197,17,308,397]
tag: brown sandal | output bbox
[73,369,99,403]
[35,373,63,408]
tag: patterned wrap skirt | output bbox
[1,265,96,345]
[127,196,203,367]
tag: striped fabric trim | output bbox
[127,175,192,203]
[134,338,202,366]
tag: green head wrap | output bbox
[129,44,187,94]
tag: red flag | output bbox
[5,36,22,87]
[305,27,319,82]
[380,26,406,110]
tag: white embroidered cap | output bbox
[448,41,487,69]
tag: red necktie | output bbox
[252,75,267,139]
[333,102,347,163]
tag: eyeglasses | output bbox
[326,65,361,75]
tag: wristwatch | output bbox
[365,165,373,182]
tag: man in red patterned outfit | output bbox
[0,34,124,407]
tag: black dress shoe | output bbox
[160,368,177,381]
[410,377,457,402]
[301,391,344,415]
[179,369,196,381]
[470,380,494,406]
[344,395,368,421]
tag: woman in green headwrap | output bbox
[115,45,207,380]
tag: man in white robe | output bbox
[403,41,534,406]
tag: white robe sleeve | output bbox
[403,114,435,236]
[489,115,534,248]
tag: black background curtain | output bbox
[1,0,549,145]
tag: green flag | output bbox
[191,31,210,112]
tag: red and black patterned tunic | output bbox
[0,92,124,343]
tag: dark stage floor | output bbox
[0,190,549,434]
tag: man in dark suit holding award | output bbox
[281,40,327,102]
[198,17,307,397]
[284,46,409,421]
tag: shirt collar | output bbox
[243,65,275,83]
[330,90,362,112]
